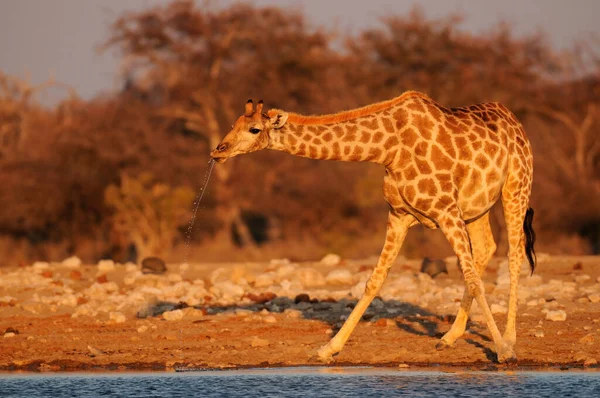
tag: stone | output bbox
[325,269,354,285]
[109,312,126,323]
[254,272,277,288]
[87,345,105,356]
[584,358,598,367]
[588,293,600,303]
[32,261,50,270]
[398,363,410,368]
[3,332,16,338]
[181,307,204,319]
[574,274,591,283]
[263,315,277,323]
[163,309,184,321]
[284,309,302,319]
[137,325,149,333]
[276,264,296,279]
[420,257,448,278]
[490,304,507,314]
[545,310,567,322]
[62,256,82,268]
[141,257,167,275]
[295,268,326,288]
[97,259,116,273]
[579,334,595,344]
[250,337,270,348]
[294,293,311,304]
[320,253,341,266]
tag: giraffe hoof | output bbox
[314,345,337,363]
[436,339,455,350]
[497,347,517,364]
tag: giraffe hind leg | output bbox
[437,207,514,363]
[437,212,496,349]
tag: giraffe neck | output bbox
[267,112,400,165]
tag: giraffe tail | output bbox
[524,207,537,274]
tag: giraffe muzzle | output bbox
[210,143,230,163]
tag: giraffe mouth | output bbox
[210,153,229,163]
[210,148,230,163]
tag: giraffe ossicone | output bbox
[210,91,536,364]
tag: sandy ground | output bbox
[1,255,599,372]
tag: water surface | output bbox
[1,367,599,397]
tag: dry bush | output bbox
[0,2,599,264]
[104,173,194,260]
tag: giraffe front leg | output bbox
[316,212,412,362]
[439,209,514,363]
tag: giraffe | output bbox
[210,92,537,363]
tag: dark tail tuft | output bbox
[524,207,537,274]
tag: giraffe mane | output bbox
[267,91,431,125]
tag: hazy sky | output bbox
[1,0,599,104]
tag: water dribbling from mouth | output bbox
[183,159,216,264]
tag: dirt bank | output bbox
[1,255,599,372]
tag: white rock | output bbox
[32,262,50,270]
[263,315,277,323]
[62,256,82,269]
[588,293,600,303]
[97,260,115,273]
[276,264,296,279]
[350,280,367,298]
[137,325,149,333]
[125,263,138,273]
[284,309,302,319]
[167,274,183,283]
[575,274,591,283]
[109,312,126,323]
[491,303,508,314]
[58,294,78,307]
[255,272,277,288]
[320,253,341,266]
[181,307,204,319]
[295,268,326,288]
[212,281,245,301]
[325,269,354,285]
[0,296,16,304]
[163,309,184,321]
[123,275,138,286]
[3,333,16,338]
[546,310,567,322]
[526,298,545,307]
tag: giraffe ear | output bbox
[270,111,288,129]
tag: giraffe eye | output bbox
[249,128,261,134]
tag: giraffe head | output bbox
[210,99,288,163]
